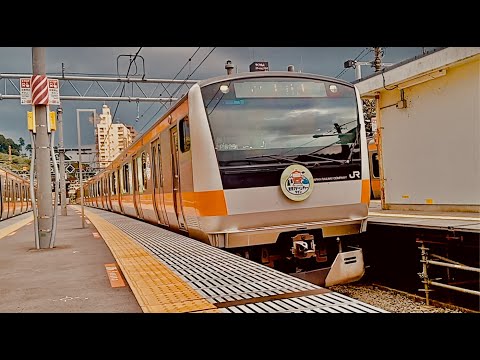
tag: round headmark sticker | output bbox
[280,164,314,201]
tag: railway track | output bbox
[329,281,474,313]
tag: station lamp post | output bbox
[76,108,97,228]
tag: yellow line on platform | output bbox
[83,208,221,313]
[369,212,480,221]
[0,214,33,240]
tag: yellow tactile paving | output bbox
[83,208,221,313]
[0,213,33,240]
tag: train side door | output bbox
[117,169,124,213]
[100,179,105,208]
[10,179,14,216]
[132,156,144,219]
[20,184,24,213]
[107,175,113,210]
[170,127,187,232]
[151,140,168,226]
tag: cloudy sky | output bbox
[0,47,432,149]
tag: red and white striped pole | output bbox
[31,75,49,106]
[32,47,53,249]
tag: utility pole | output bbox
[373,47,382,72]
[32,47,53,248]
[57,106,67,216]
[343,47,394,80]
[8,145,11,164]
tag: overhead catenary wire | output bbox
[139,47,216,134]
[111,47,143,122]
[335,47,371,79]
[137,47,201,122]
[170,47,216,98]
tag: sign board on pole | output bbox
[48,79,60,105]
[249,61,269,72]
[20,78,32,105]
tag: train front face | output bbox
[189,72,370,285]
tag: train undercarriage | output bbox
[229,230,366,287]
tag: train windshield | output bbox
[201,76,360,168]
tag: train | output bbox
[80,70,372,287]
[0,166,32,220]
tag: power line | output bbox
[139,47,216,134]
[137,47,201,122]
[111,47,143,122]
[170,47,216,97]
[99,47,143,168]
[335,47,370,79]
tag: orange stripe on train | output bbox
[192,190,227,216]
[361,179,370,206]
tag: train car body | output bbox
[0,166,31,220]
[83,71,371,286]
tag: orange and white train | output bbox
[0,166,31,220]
[81,71,372,286]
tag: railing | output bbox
[418,240,480,306]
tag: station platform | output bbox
[0,207,141,313]
[0,205,388,313]
[368,200,480,233]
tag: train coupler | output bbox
[291,233,316,259]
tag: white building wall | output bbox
[378,59,479,208]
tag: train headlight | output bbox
[220,84,230,94]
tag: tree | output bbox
[18,137,25,153]
[0,133,21,155]
[362,98,376,137]
[25,144,32,156]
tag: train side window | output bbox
[15,183,19,201]
[371,153,380,178]
[179,116,191,153]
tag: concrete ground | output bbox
[0,206,142,313]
